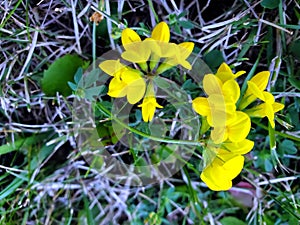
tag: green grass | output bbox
[0,0,299,224]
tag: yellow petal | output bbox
[99,60,126,78]
[144,38,162,57]
[245,103,266,118]
[151,22,170,42]
[192,97,210,117]
[245,103,276,127]
[215,63,234,82]
[215,63,246,82]
[159,42,177,58]
[222,79,240,103]
[235,70,246,78]
[262,91,275,104]
[200,157,232,191]
[122,70,146,104]
[222,139,254,155]
[211,126,228,144]
[265,103,275,128]
[247,81,265,101]
[227,111,251,142]
[121,47,151,63]
[203,74,223,95]
[107,77,127,98]
[207,94,236,127]
[121,28,141,49]
[178,42,194,58]
[217,63,232,73]
[180,60,192,70]
[138,96,163,122]
[223,155,244,180]
[250,71,270,91]
[272,102,284,112]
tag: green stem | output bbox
[147,0,159,23]
[92,21,96,70]
[252,120,300,142]
[0,0,23,29]
[95,102,203,147]
[237,47,264,109]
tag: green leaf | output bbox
[203,49,224,70]
[288,77,300,90]
[83,195,95,225]
[289,40,300,60]
[220,217,247,225]
[74,67,83,84]
[42,54,85,96]
[154,76,171,89]
[279,140,297,154]
[261,0,280,9]
[202,146,217,169]
[265,158,273,172]
[178,20,194,29]
[0,177,24,201]
[0,133,50,155]
[68,82,77,91]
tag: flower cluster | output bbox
[98,21,285,192]
[192,63,284,191]
[99,22,194,122]
[239,71,284,128]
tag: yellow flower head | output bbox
[156,42,194,73]
[201,139,253,191]
[210,111,251,144]
[120,22,170,65]
[215,63,246,83]
[245,92,284,128]
[99,59,127,79]
[239,71,270,110]
[99,59,146,104]
[138,96,163,122]
[99,22,195,122]
[138,82,163,122]
[192,94,237,127]
[107,69,146,104]
[192,73,241,127]
[239,71,284,127]
[201,155,245,191]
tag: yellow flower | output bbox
[137,82,163,122]
[192,94,237,127]
[138,96,163,122]
[156,42,194,73]
[201,155,245,191]
[201,139,253,191]
[237,71,284,127]
[192,74,240,127]
[215,63,246,83]
[202,74,240,103]
[121,22,194,73]
[121,39,161,64]
[99,59,127,79]
[107,70,146,104]
[245,91,284,128]
[99,59,146,104]
[210,111,251,144]
[150,21,170,42]
[120,22,171,66]
[239,71,270,110]
[220,139,254,156]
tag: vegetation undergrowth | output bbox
[0,0,299,224]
